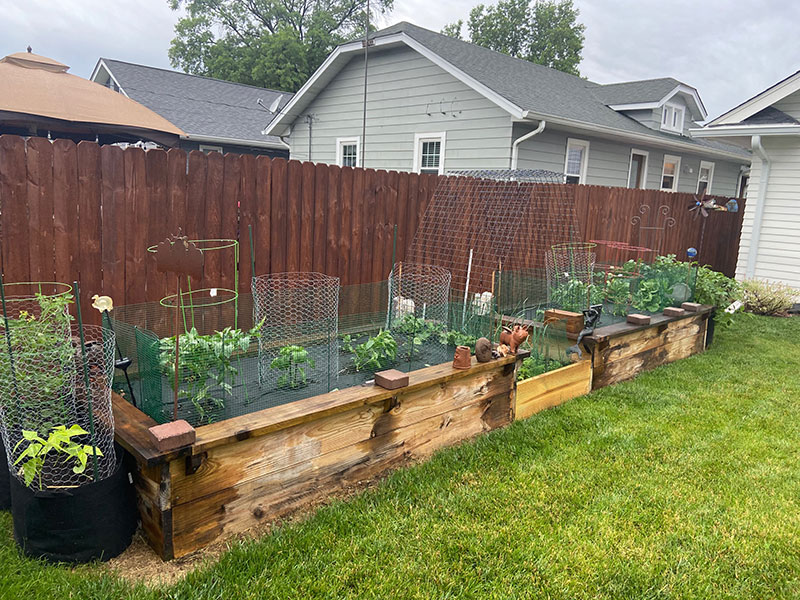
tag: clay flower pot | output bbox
[452,345,472,369]
[475,337,492,363]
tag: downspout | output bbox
[510,120,546,169]
[746,135,771,278]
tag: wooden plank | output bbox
[515,360,592,420]
[237,153,256,292]
[203,151,224,287]
[76,141,103,321]
[325,165,340,278]
[587,306,713,343]
[299,160,315,273]
[270,158,288,274]
[100,145,126,304]
[286,160,302,272]
[123,147,148,305]
[219,153,240,292]
[337,167,353,284]
[602,316,705,364]
[170,367,513,505]
[26,137,55,284]
[185,151,207,241]
[0,136,31,282]
[253,156,272,277]
[144,148,169,301]
[312,162,328,274]
[52,139,78,287]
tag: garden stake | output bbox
[173,275,181,420]
[0,274,21,410]
[73,281,99,483]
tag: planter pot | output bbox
[9,448,137,563]
[515,360,592,421]
[0,443,10,510]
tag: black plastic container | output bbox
[705,309,716,348]
[0,443,10,510]
[9,451,137,563]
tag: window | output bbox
[336,137,360,167]
[564,138,589,184]
[737,172,750,199]
[627,149,649,189]
[697,161,715,195]
[413,133,446,174]
[661,103,685,133]
[199,144,223,154]
[660,154,681,191]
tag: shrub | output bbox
[741,279,796,315]
[695,266,741,329]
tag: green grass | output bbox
[2,314,799,599]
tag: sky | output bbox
[0,0,797,122]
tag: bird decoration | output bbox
[689,191,735,218]
[91,295,113,312]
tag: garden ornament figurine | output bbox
[568,304,603,358]
[499,325,528,354]
[475,337,492,363]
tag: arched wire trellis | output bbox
[631,204,676,261]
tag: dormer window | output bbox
[661,103,685,133]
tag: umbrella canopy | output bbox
[0,50,185,146]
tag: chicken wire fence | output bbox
[0,323,117,490]
[253,272,339,404]
[546,242,598,314]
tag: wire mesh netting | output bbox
[253,272,339,403]
[0,323,117,490]
[546,242,598,314]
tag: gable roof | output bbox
[706,69,800,126]
[266,22,745,160]
[92,58,292,149]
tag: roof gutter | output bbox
[745,135,771,279]
[183,133,290,151]
[690,124,800,138]
[511,120,545,169]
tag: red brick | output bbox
[374,369,409,390]
[148,420,196,452]
[681,302,703,312]
[626,313,651,326]
[663,307,687,317]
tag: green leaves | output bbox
[13,424,103,488]
[352,330,397,372]
[271,345,315,389]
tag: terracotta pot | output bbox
[499,325,528,354]
[475,337,492,363]
[452,345,472,369]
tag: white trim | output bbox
[183,133,289,150]
[627,148,649,189]
[609,83,706,120]
[660,154,681,192]
[707,70,800,126]
[690,123,800,138]
[89,59,128,97]
[336,136,361,167]
[198,144,223,154]
[608,102,661,111]
[736,168,750,199]
[697,160,715,194]
[564,138,590,184]
[661,102,685,133]
[412,132,446,174]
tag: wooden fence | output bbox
[0,135,745,323]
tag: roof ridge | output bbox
[100,58,292,95]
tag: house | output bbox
[692,70,800,290]
[0,50,183,146]
[265,22,749,196]
[91,59,292,157]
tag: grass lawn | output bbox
[1,314,799,599]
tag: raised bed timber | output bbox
[514,359,593,421]
[114,354,517,560]
[585,305,713,389]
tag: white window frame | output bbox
[563,138,590,184]
[627,148,649,189]
[413,132,446,174]
[336,136,360,168]
[660,154,681,192]
[661,102,685,133]
[697,160,715,195]
[736,169,750,199]
[199,144,223,154]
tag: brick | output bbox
[663,306,687,317]
[374,369,409,390]
[681,302,703,312]
[148,420,196,452]
[626,313,651,326]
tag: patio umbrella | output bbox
[0,50,185,146]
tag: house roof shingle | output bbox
[99,59,292,145]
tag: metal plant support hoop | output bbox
[546,242,598,314]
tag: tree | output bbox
[442,0,585,76]
[168,0,392,92]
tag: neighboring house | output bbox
[693,70,800,290]
[91,59,292,157]
[265,22,750,196]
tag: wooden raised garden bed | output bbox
[515,359,593,420]
[114,354,517,560]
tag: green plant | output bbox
[632,279,663,313]
[270,345,315,389]
[695,265,741,328]
[741,279,795,316]
[13,424,103,489]
[517,354,556,380]
[159,322,261,423]
[340,334,354,354]
[438,329,478,349]
[352,330,397,372]
[604,275,633,316]
[550,278,602,313]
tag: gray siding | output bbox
[773,89,800,119]
[289,46,513,170]
[515,125,747,196]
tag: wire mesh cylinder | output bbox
[0,324,117,490]
[253,272,340,397]
[387,262,451,367]
[0,282,73,342]
[546,243,598,313]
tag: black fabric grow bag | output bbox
[10,450,137,563]
[0,443,10,510]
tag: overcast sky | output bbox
[1,0,796,121]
